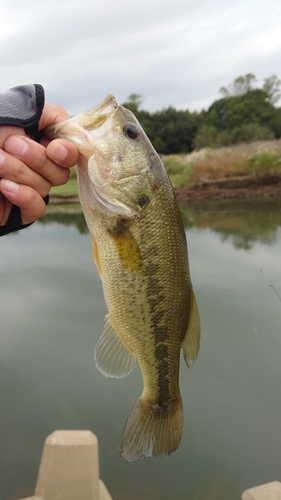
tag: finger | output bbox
[46,138,79,169]
[0,148,50,198]
[39,103,70,130]
[0,126,25,149]
[0,179,46,225]
[3,135,70,187]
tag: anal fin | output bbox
[182,287,200,368]
[94,315,136,378]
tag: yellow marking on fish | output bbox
[108,219,142,273]
[92,238,103,278]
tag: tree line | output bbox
[122,74,281,154]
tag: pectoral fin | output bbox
[108,219,142,273]
[182,288,200,368]
[94,315,136,378]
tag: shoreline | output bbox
[49,175,281,205]
[174,175,281,202]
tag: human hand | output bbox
[0,104,79,226]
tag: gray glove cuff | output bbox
[0,84,45,135]
[0,84,46,236]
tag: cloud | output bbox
[1,0,281,114]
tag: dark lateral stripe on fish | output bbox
[143,259,179,412]
[154,344,169,359]
[154,335,172,410]
[156,358,171,414]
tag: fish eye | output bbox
[123,123,140,140]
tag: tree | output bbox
[208,89,275,132]
[120,76,281,154]
[230,123,274,143]
[270,107,281,138]
[122,93,144,113]
[262,75,281,105]
[149,107,203,154]
[220,73,256,97]
[207,98,229,130]
[193,125,218,149]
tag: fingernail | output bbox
[50,143,68,161]
[1,179,19,193]
[4,137,29,156]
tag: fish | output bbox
[44,94,200,462]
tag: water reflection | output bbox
[42,199,281,250]
[38,203,88,234]
[180,200,281,250]
[1,199,281,500]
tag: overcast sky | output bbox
[1,0,280,115]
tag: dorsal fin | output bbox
[182,287,200,368]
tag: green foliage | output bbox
[193,125,218,149]
[149,107,202,154]
[50,178,78,197]
[262,75,281,105]
[215,130,233,147]
[120,77,281,154]
[162,155,193,187]
[220,73,256,97]
[181,201,281,249]
[69,166,77,179]
[122,95,203,154]
[209,90,275,132]
[246,152,281,178]
[122,93,144,114]
[40,208,88,234]
[193,125,234,149]
[270,107,281,138]
[230,123,275,144]
[226,89,274,129]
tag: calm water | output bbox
[1,200,281,500]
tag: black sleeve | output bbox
[0,84,47,237]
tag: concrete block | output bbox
[20,430,113,500]
[99,481,113,500]
[242,481,281,500]
[34,430,99,500]
[22,480,111,500]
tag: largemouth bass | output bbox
[44,94,200,462]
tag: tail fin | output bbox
[119,397,183,462]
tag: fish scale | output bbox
[43,94,200,462]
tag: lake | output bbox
[1,200,281,500]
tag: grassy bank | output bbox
[50,167,78,198]
[163,139,281,187]
[50,139,281,199]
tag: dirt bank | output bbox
[174,175,281,202]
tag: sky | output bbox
[0,0,281,116]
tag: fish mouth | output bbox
[43,94,120,154]
[87,93,119,116]
[79,94,119,136]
